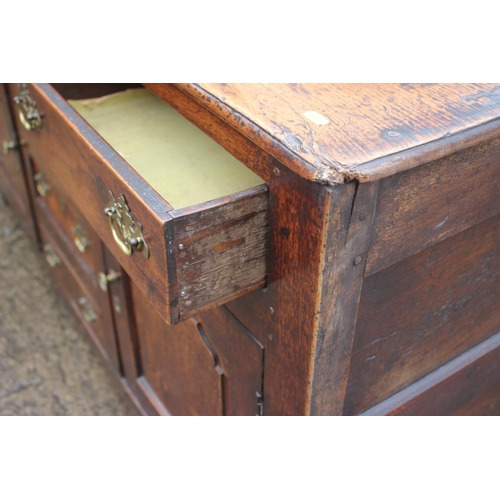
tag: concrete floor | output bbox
[0,196,133,415]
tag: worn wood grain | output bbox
[344,214,500,415]
[361,331,500,416]
[172,186,268,322]
[366,135,500,276]
[310,182,379,415]
[264,162,357,415]
[175,83,500,185]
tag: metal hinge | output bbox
[256,391,264,416]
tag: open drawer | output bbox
[8,83,268,325]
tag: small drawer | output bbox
[8,83,268,325]
[38,222,120,371]
[30,158,97,282]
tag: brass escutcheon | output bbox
[104,190,149,259]
[13,84,42,131]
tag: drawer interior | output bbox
[65,87,264,209]
[15,83,268,325]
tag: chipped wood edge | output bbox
[174,84,500,187]
[173,83,345,186]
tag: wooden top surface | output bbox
[174,83,500,185]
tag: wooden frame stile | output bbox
[264,159,379,415]
[310,181,380,416]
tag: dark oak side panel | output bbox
[451,384,500,416]
[345,214,500,415]
[361,331,500,416]
[366,136,500,276]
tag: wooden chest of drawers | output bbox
[2,82,500,415]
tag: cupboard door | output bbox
[197,307,264,416]
[130,280,224,416]
[105,251,264,415]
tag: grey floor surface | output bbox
[0,196,133,415]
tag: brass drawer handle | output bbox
[34,172,50,197]
[104,191,149,259]
[97,269,121,292]
[71,224,90,253]
[43,244,61,267]
[13,84,42,131]
[77,297,97,323]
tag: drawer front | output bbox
[8,83,172,322]
[7,83,268,325]
[29,157,99,290]
[38,221,121,373]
